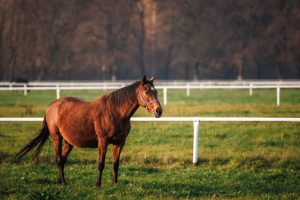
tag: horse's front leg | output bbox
[112,143,124,184]
[96,139,108,188]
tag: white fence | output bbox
[1,84,300,106]
[1,117,300,164]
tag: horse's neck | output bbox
[112,93,139,120]
[124,101,139,119]
[117,100,139,120]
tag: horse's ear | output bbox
[142,75,147,84]
[149,76,155,82]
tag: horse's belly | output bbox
[60,127,98,148]
[75,138,98,148]
[65,133,98,148]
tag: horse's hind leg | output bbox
[52,134,72,184]
[51,135,65,184]
[59,141,73,184]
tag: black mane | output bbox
[108,81,140,106]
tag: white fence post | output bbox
[56,85,60,99]
[24,84,27,96]
[186,84,190,96]
[193,120,199,165]
[249,83,253,96]
[163,87,167,106]
[277,87,280,106]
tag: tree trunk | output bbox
[138,2,146,76]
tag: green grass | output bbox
[166,88,300,105]
[0,89,300,199]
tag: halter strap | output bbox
[139,95,160,110]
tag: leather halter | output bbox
[139,95,160,110]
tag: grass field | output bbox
[0,88,300,199]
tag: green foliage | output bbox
[0,89,299,199]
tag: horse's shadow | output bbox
[125,165,164,174]
[0,151,13,163]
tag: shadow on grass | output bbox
[260,140,284,147]
[0,186,16,197]
[196,157,230,166]
[125,165,164,174]
[66,159,97,165]
[26,177,54,185]
[8,154,97,166]
[0,133,12,138]
[0,151,14,163]
[237,155,273,168]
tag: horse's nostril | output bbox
[156,107,162,115]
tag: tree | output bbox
[0,0,299,80]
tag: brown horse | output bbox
[16,75,162,188]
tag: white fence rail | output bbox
[1,117,300,164]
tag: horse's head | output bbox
[137,75,162,118]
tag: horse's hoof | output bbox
[96,182,101,188]
[57,179,66,185]
[112,178,117,184]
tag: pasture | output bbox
[0,88,300,199]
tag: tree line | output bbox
[0,0,299,81]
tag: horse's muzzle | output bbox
[154,107,162,118]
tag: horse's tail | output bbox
[16,116,50,160]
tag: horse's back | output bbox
[46,97,86,121]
